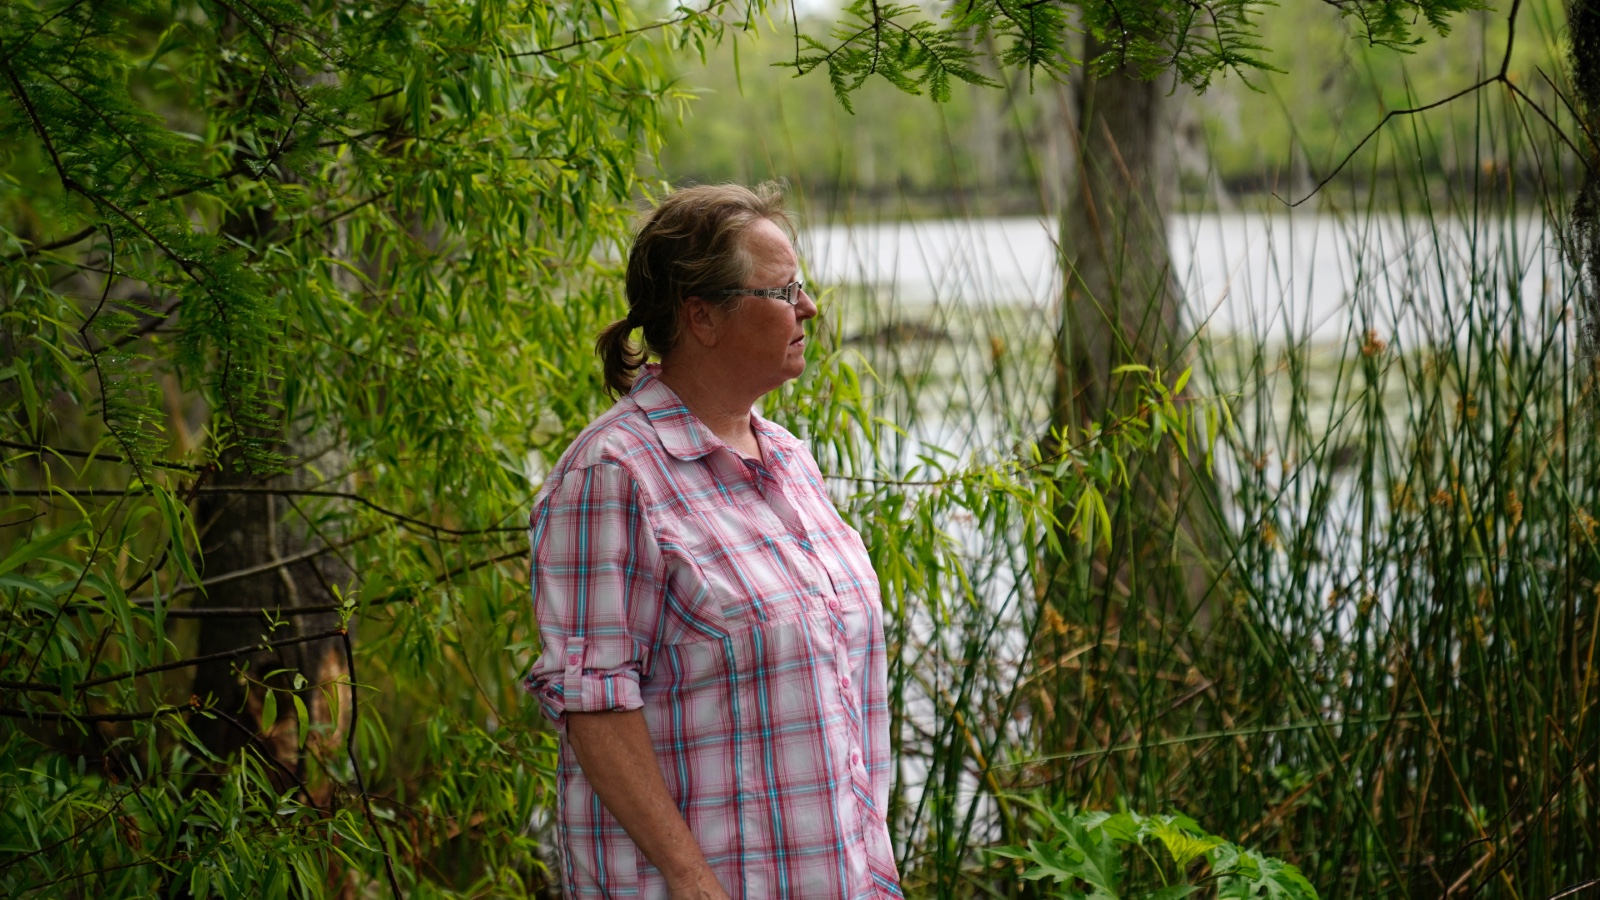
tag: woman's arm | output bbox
[565,709,731,900]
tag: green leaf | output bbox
[0,521,88,578]
[261,689,277,735]
[1215,848,1319,899]
[1056,816,1125,898]
[293,694,310,750]
[1149,817,1223,869]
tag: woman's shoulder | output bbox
[547,399,660,476]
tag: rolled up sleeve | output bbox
[522,461,662,726]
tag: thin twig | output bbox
[0,778,144,872]
[1280,75,1496,208]
[149,547,528,619]
[210,707,318,808]
[22,852,190,890]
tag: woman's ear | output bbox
[680,297,721,348]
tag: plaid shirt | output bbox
[524,367,903,900]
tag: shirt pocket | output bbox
[802,514,879,618]
[662,503,823,627]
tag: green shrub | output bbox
[994,802,1319,900]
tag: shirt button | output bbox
[841,675,851,690]
[827,599,841,613]
[567,653,580,666]
[850,750,861,766]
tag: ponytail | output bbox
[596,315,645,397]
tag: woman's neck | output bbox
[655,362,762,460]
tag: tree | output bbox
[793,0,1485,527]
[1572,0,1600,386]
[0,0,731,892]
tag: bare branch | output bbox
[130,526,389,606]
[150,547,529,619]
[1280,75,1496,208]
[1281,0,1589,207]
[507,2,722,59]
[74,627,347,691]
[0,437,396,479]
[4,485,526,536]
[0,703,199,723]
[0,777,144,872]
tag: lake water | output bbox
[801,212,1565,348]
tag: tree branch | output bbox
[150,547,528,619]
[0,702,199,723]
[129,526,388,606]
[0,776,144,872]
[507,3,721,58]
[0,438,204,472]
[1281,0,1589,206]
[340,629,404,900]
[74,627,347,691]
[6,547,526,696]
[5,486,526,536]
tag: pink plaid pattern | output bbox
[524,366,903,899]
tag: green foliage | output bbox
[0,0,724,893]
[662,1,1569,209]
[793,0,1483,106]
[796,2,999,111]
[992,802,1318,899]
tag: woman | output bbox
[524,183,903,899]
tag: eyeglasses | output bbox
[710,280,808,307]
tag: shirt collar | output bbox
[629,365,796,466]
[629,365,726,462]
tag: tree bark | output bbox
[1039,39,1220,760]
[1054,46,1184,422]
[190,441,353,803]
[1570,0,1600,394]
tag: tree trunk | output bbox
[1571,0,1600,393]
[1037,40,1221,773]
[1054,46,1183,422]
[190,441,353,804]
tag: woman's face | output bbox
[709,217,817,393]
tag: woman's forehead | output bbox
[743,219,797,268]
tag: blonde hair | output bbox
[597,182,793,396]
